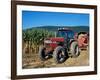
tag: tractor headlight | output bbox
[44,40,52,43]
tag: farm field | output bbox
[22,27,89,69]
[22,49,89,69]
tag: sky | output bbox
[22,11,89,29]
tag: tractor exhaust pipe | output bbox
[55,32,57,38]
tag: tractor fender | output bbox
[70,39,76,45]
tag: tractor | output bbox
[39,28,80,63]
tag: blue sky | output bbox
[22,11,89,29]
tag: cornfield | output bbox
[22,29,55,54]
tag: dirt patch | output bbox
[22,50,89,69]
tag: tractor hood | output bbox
[44,37,64,44]
[50,37,64,42]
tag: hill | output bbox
[23,26,89,33]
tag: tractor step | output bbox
[68,51,72,57]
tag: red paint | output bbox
[50,37,64,42]
[49,37,64,49]
[50,43,57,49]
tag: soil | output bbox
[22,49,89,69]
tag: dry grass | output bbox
[22,49,89,69]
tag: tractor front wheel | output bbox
[53,46,67,63]
[39,46,51,61]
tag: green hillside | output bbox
[23,26,89,33]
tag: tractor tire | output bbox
[70,41,80,58]
[53,46,67,63]
[39,46,51,61]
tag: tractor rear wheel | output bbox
[53,46,67,63]
[39,46,51,61]
[70,41,80,57]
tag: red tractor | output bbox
[39,28,80,63]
